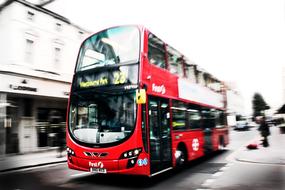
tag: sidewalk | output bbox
[235,125,285,165]
[0,149,66,173]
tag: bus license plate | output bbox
[90,168,107,174]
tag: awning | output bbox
[277,104,285,114]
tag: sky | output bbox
[46,0,285,114]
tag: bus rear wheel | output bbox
[175,148,187,167]
[218,136,226,151]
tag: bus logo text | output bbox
[89,161,104,168]
[152,83,166,94]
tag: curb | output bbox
[0,160,67,173]
[235,158,285,166]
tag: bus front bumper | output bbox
[67,155,149,176]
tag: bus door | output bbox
[202,110,215,154]
[148,96,172,174]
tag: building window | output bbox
[185,64,197,83]
[56,23,62,31]
[197,72,206,86]
[25,39,34,63]
[78,31,84,39]
[54,47,61,64]
[27,11,35,21]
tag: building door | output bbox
[148,96,172,174]
[19,117,37,153]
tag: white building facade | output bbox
[283,67,285,103]
[0,0,90,154]
[225,83,245,127]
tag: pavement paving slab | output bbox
[235,126,285,165]
[0,149,66,173]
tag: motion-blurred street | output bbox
[1,1,285,190]
[1,126,284,190]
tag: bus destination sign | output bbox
[76,65,138,89]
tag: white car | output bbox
[234,120,249,130]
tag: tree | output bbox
[252,93,270,117]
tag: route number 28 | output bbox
[113,72,126,84]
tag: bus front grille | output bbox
[84,152,109,157]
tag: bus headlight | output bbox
[119,148,142,159]
[67,147,75,156]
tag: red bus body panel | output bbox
[67,105,151,176]
[67,25,229,176]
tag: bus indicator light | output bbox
[136,89,146,104]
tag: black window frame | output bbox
[148,33,167,69]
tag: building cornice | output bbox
[0,70,72,84]
[0,0,91,33]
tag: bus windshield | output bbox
[76,26,140,71]
[69,91,137,145]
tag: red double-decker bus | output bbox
[67,25,229,176]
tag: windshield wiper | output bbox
[80,62,102,70]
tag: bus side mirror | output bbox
[136,89,146,104]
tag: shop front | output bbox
[0,73,70,154]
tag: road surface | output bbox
[1,127,284,190]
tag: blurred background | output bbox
[0,0,284,157]
[0,0,91,155]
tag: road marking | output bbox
[70,172,93,177]
[202,179,215,187]
[226,163,234,167]
[200,163,227,189]
[220,166,230,171]
[212,171,223,177]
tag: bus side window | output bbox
[215,110,226,128]
[148,34,166,69]
[187,108,202,130]
[167,45,184,77]
[201,109,216,129]
[172,100,186,130]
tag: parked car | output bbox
[247,121,259,128]
[234,119,249,130]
